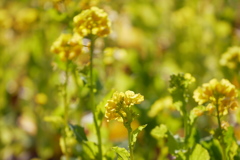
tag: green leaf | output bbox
[201,138,222,160]
[69,124,87,143]
[167,131,181,154]
[189,144,210,160]
[223,126,238,159]
[151,124,168,139]
[151,124,182,155]
[131,124,147,148]
[189,105,205,125]
[112,146,130,160]
[173,101,183,115]
[82,141,98,160]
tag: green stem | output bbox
[63,60,70,160]
[89,36,103,160]
[216,102,227,160]
[127,126,134,160]
[182,100,189,147]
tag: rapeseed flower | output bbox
[193,79,238,116]
[73,6,111,37]
[220,46,240,69]
[50,33,82,61]
[105,91,144,122]
[221,121,230,131]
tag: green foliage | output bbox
[69,124,88,143]
[151,124,168,139]
[81,141,99,160]
[131,124,147,148]
[189,144,210,160]
[112,147,130,160]
[223,127,238,160]
[151,124,182,155]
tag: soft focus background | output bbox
[1,0,240,159]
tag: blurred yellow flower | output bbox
[73,6,111,37]
[50,33,83,61]
[192,107,204,117]
[221,121,230,131]
[0,9,12,29]
[14,8,38,31]
[105,91,144,122]
[35,93,48,105]
[220,46,240,69]
[193,79,238,116]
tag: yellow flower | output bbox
[193,79,238,116]
[50,33,82,61]
[105,91,144,122]
[221,121,230,131]
[73,6,111,37]
[124,91,144,105]
[220,46,240,69]
[192,108,204,117]
[14,8,38,32]
[35,93,48,105]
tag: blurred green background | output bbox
[1,0,240,159]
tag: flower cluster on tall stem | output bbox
[73,6,111,160]
[51,6,111,160]
[193,78,238,160]
[105,91,144,160]
[168,73,195,150]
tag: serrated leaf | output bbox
[151,124,168,139]
[112,146,130,160]
[131,124,147,148]
[69,124,87,143]
[189,144,210,160]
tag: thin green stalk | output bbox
[89,36,103,160]
[182,100,189,147]
[63,60,70,160]
[127,126,134,160]
[215,101,227,160]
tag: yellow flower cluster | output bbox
[220,46,240,69]
[50,33,82,61]
[193,79,238,116]
[73,6,111,37]
[105,91,144,122]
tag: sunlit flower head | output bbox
[105,91,144,122]
[193,79,238,116]
[220,46,240,69]
[73,6,111,37]
[50,33,82,61]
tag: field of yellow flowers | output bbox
[1,0,240,160]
